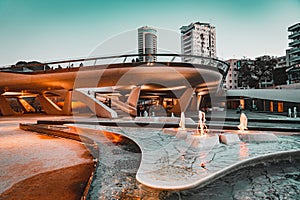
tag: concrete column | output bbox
[0,95,18,116]
[62,90,72,115]
[126,86,141,107]
[37,94,63,115]
[178,88,194,112]
[73,90,117,118]
[18,98,36,112]
[196,94,202,111]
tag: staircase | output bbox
[110,105,133,119]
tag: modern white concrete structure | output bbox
[0,54,229,118]
[138,26,157,62]
[180,22,216,62]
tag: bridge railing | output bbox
[1,54,229,77]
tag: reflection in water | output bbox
[239,142,249,159]
[102,131,124,143]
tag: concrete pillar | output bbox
[73,90,117,118]
[126,86,141,108]
[18,98,36,112]
[196,94,202,111]
[178,88,194,112]
[37,94,63,115]
[0,95,18,116]
[62,90,72,115]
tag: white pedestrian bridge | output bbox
[0,54,229,118]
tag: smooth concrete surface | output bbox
[219,133,241,145]
[238,132,279,143]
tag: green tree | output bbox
[238,57,277,88]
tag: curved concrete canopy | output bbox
[0,62,222,95]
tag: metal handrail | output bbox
[1,53,229,76]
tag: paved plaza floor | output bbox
[0,115,94,200]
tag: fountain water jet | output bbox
[196,110,208,136]
[179,112,186,130]
[237,112,248,132]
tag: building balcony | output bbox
[289,47,300,54]
[288,23,300,32]
[183,40,192,46]
[289,39,300,47]
[290,55,300,63]
[288,31,300,39]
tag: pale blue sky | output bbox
[0,0,300,66]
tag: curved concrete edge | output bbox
[70,125,299,191]
[21,123,299,193]
[18,123,98,200]
[136,149,300,191]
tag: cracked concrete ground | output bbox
[172,159,300,200]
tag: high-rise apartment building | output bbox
[287,23,300,67]
[180,22,216,62]
[286,23,300,84]
[138,26,157,62]
[224,59,238,89]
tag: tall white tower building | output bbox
[138,26,157,62]
[180,22,216,61]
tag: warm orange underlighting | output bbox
[278,102,283,113]
[239,142,249,158]
[102,131,123,143]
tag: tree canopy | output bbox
[238,57,277,88]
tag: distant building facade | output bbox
[286,23,300,84]
[138,26,157,62]
[287,23,300,67]
[275,55,287,69]
[180,22,216,62]
[273,55,288,86]
[224,59,238,89]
